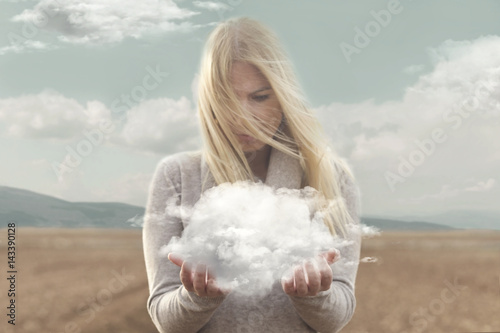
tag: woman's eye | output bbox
[252,95,269,102]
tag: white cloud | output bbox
[464,178,495,192]
[193,1,231,12]
[0,88,200,154]
[160,180,358,296]
[11,0,201,46]
[401,178,496,203]
[316,35,500,163]
[0,89,112,141]
[0,40,59,56]
[113,95,201,154]
[314,35,500,214]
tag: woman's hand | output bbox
[168,253,230,297]
[281,249,340,297]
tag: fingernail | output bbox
[168,252,179,260]
[333,249,341,262]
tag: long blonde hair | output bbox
[196,16,357,237]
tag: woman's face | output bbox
[228,61,283,152]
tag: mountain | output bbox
[0,185,144,228]
[369,209,500,230]
[0,185,476,231]
[361,217,455,231]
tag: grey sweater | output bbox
[142,146,362,333]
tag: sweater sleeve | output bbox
[142,157,226,333]
[287,167,362,333]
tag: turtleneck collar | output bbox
[200,145,304,193]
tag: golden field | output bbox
[1,227,499,333]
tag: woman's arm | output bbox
[286,167,362,333]
[142,157,226,333]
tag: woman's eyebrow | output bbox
[251,86,272,94]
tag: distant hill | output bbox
[0,185,144,229]
[0,185,461,231]
[361,217,455,231]
[380,210,500,230]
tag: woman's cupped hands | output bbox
[168,253,230,297]
[168,248,340,298]
[281,249,341,297]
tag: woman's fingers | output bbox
[294,265,308,296]
[304,259,321,295]
[281,269,295,294]
[206,278,219,297]
[168,253,184,267]
[180,261,195,292]
[192,263,208,296]
[321,248,340,265]
[206,267,225,296]
[317,255,333,291]
[171,256,228,297]
[282,250,338,297]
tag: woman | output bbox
[142,16,361,333]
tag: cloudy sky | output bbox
[0,0,499,218]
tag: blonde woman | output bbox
[142,16,362,333]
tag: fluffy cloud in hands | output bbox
[160,180,365,296]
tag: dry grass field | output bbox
[1,227,499,333]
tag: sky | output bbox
[0,0,499,218]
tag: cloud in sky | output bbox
[2,35,499,159]
[1,35,499,212]
[0,88,199,154]
[316,35,500,169]
[0,88,113,141]
[0,40,59,56]
[10,0,202,46]
[311,35,500,213]
[399,178,496,204]
[193,1,231,12]
[116,96,200,154]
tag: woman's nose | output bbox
[232,119,247,135]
